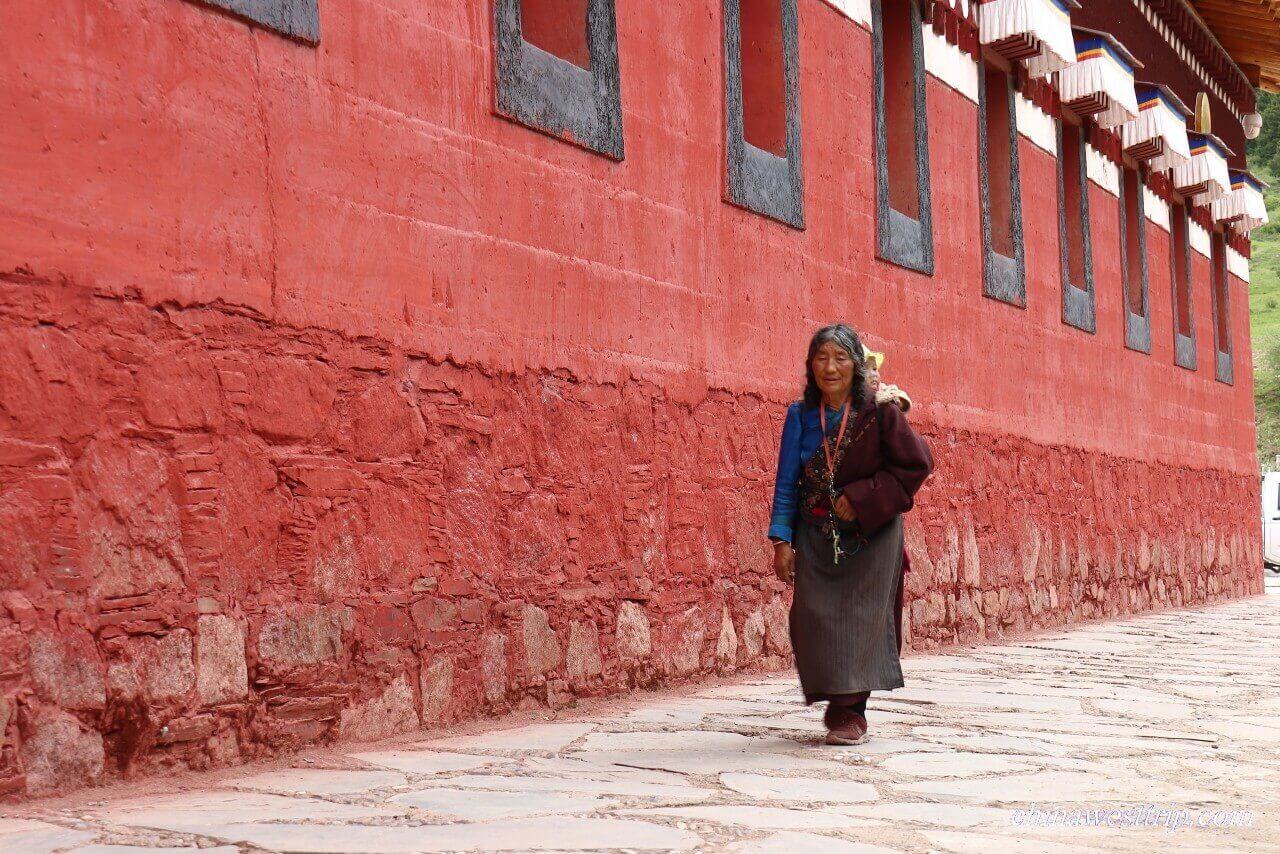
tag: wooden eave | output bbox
[1190,0,1280,91]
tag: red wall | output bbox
[0,0,1261,797]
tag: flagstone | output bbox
[910,729,1073,756]
[719,772,879,803]
[95,790,402,833]
[893,770,1221,804]
[0,819,97,854]
[71,848,241,854]
[923,829,1105,853]
[577,729,758,752]
[423,722,595,753]
[232,767,407,795]
[389,787,614,819]
[351,749,511,774]
[193,817,701,852]
[619,805,875,830]
[581,748,857,775]
[408,772,714,801]
[726,831,904,853]
[837,801,1011,828]
[878,751,1038,777]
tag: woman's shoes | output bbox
[823,712,869,745]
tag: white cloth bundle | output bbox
[1058,42,1137,127]
[1121,89,1190,171]
[980,0,1075,76]
[1175,135,1232,203]
[1212,176,1269,233]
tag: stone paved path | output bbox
[5,577,1280,853]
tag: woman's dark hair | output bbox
[802,323,868,410]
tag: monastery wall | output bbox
[0,0,1260,796]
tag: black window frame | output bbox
[1211,231,1233,384]
[1057,118,1095,332]
[494,0,625,160]
[978,64,1025,306]
[1170,199,1196,370]
[872,0,934,274]
[1118,164,1151,353]
[194,0,320,42]
[723,0,805,228]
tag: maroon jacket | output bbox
[836,396,934,536]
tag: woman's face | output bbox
[811,341,856,401]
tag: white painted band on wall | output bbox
[1227,247,1250,282]
[823,0,871,27]
[1143,186,1171,230]
[1085,146,1120,197]
[1189,220,1211,258]
[1015,94,1057,155]
[922,23,979,102]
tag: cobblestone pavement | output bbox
[5,577,1280,853]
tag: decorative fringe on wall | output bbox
[929,0,981,58]
[1087,124,1123,166]
[1176,134,1232,204]
[1212,173,1269,234]
[1121,88,1190,172]
[1018,68,1061,118]
[1058,38,1137,128]
[979,0,1075,76]
[1227,228,1252,259]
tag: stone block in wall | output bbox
[742,606,757,660]
[77,438,186,600]
[763,596,791,657]
[481,632,508,704]
[138,349,223,430]
[715,608,737,671]
[243,356,336,443]
[411,597,459,635]
[420,657,454,725]
[257,605,349,668]
[28,630,106,711]
[664,608,705,677]
[337,676,418,742]
[348,381,427,461]
[196,615,249,705]
[520,605,561,676]
[740,609,765,663]
[123,630,197,702]
[565,621,603,683]
[961,522,981,587]
[615,602,651,661]
[21,706,104,795]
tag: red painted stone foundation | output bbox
[0,0,1262,797]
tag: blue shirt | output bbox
[768,400,849,543]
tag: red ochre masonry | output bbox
[0,0,1262,796]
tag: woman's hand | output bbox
[773,540,795,584]
[833,494,856,522]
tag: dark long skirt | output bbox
[790,514,905,704]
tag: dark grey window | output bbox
[1058,120,1094,332]
[195,0,319,41]
[872,0,933,274]
[1119,165,1151,352]
[723,0,804,228]
[978,65,1024,306]
[1170,200,1196,370]
[1211,231,1233,384]
[494,0,624,160]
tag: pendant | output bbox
[830,525,844,563]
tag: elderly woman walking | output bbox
[768,324,933,745]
